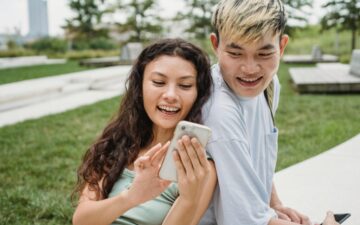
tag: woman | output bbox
[72,38,217,225]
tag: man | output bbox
[200,0,339,224]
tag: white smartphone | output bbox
[159,120,212,182]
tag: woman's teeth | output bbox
[158,106,180,112]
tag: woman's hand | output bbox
[127,142,171,205]
[173,135,211,206]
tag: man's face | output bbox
[210,32,288,97]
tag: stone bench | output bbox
[283,45,339,64]
[349,49,360,77]
[0,56,66,69]
[289,49,360,93]
[79,43,143,67]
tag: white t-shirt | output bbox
[200,64,280,225]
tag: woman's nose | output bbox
[163,85,177,102]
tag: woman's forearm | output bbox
[72,190,137,225]
[162,197,199,225]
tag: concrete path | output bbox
[0,65,131,127]
[274,134,360,225]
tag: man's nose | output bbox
[241,57,260,74]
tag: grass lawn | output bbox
[0,62,359,224]
[0,61,90,85]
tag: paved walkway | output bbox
[0,65,131,127]
[0,66,358,224]
[274,134,360,225]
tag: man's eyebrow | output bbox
[259,44,275,50]
[226,43,275,50]
[226,43,243,50]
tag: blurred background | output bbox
[0,0,359,224]
[0,0,358,62]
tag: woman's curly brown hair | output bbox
[73,38,213,201]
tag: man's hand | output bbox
[272,204,311,225]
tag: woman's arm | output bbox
[162,136,217,225]
[73,143,171,225]
[73,187,138,225]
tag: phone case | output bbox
[159,121,212,182]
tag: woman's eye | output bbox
[179,84,193,89]
[152,80,165,86]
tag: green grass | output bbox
[276,63,360,170]
[0,62,359,224]
[0,61,90,85]
[0,96,121,225]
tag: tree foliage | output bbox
[282,0,313,35]
[320,0,360,50]
[114,0,163,42]
[175,0,218,39]
[283,0,312,22]
[177,0,313,38]
[64,0,110,41]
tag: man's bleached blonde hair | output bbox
[212,0,287,43]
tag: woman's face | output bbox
[142,55,198,132]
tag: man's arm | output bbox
[270,183,311,225]
[207,139,278,225]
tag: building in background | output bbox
[27,0,49,39]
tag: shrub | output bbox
[0,48,36,58]
[72,37,116,51]
[28,38,68,53]
[63,49,119,60]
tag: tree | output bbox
[64,0,110,41]
[320,0,360,50]
[283,0,313,22]
[114,0,163,42]
[176,0,313,38]
[282,0,313,35]
[175,0,218,39]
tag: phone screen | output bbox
[320,213,351,225]
[334,213,351,223]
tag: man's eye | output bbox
[259,52,274,57]
[227,51,241,57]
[152,80,165,86]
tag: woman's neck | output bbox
[127,127,174,171]
[150,127,174,147]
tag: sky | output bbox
[0,0,327,37]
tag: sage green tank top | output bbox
[108,168,179,225]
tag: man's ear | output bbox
[279,34,289,57]
[210,33,219,53]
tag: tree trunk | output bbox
[351,29,356,51]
